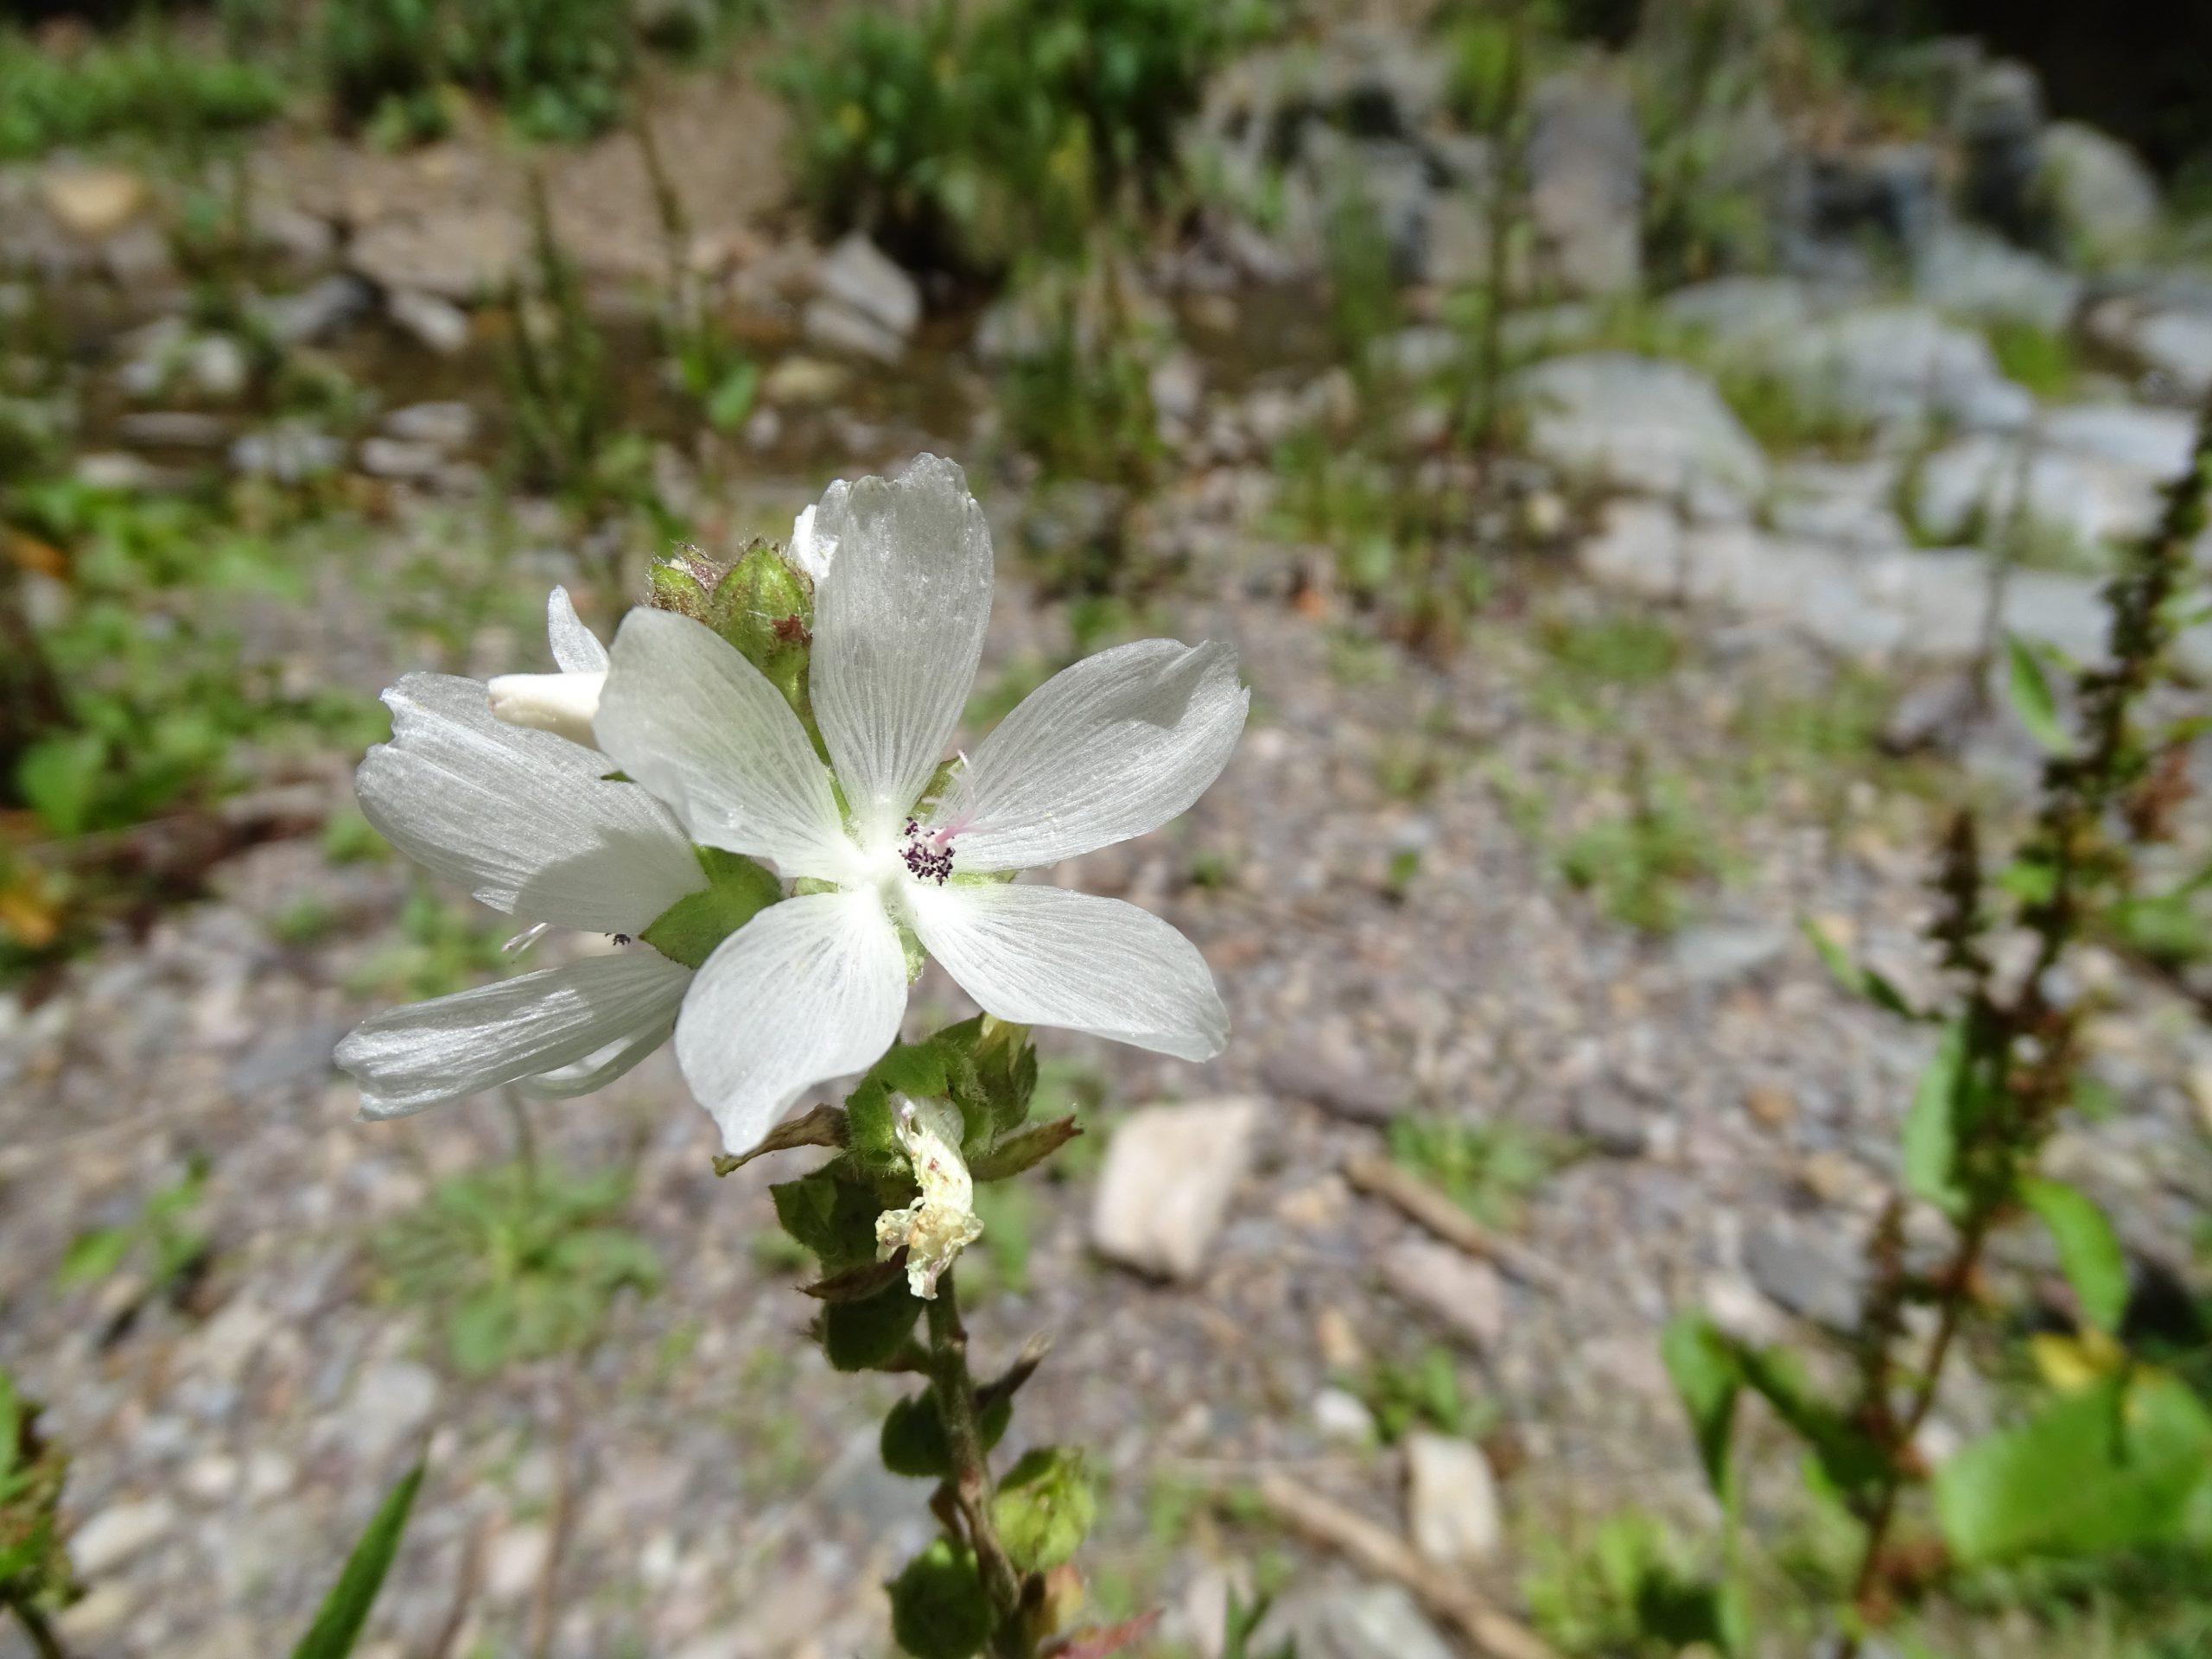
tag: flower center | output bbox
[899,817,955,885]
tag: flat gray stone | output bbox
[1514,353,1767,502]
[72,1497,178,1577]
[1090,1098,1262,1281]
[801,296,907,365]
[1745,1218,1867,1332]
[814,231,920,340]
[342,1358,440,1466]
[383,400,478,448]
[1774,305,2031,433]
[1382,1238,1504,1347]
[386,287,472,355]
[1526,67,1641,296]
[2039,122,2160,266]
[1914,222,2078,331]
[1255,1582,1457,1659]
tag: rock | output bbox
[2038,122,2160,266]
[349,207,525,299]
[814,231,921,340]
[1914,222,2078,331]
[229,424,343,485]
[1910,430,2166,554]
[186,335,250,402]
[1745,1084,1797,1130]
[1768,457,1909,550]
[1773,306,2031,434]
[257,274,376,347]
[1315,133,1434,283]
[1663,274,1814,341]
[386,288,472,356]
[383,400,478,448]
[228,1019,346,1095]
[2093,296,2212,399]
[1526,68,1641,296]
[1745,1218,1867,1332]
[800,297,907,365]
[1314,1387,1378,1446]
[41,165,147,238]
[72,1496,178,1575]
[359,437,444,480]
[2043,404,2197,475]
[1382,1239,1504,1347]
[760,355,851,405]
[1254,1582,1457,1659]
[1259,1038,1402,1124]
[116,410,231,448]
[1513,353,1767,503]
[1673,922,1790,988]
[1881,671,1979,754]
[1404,1432,1503,1566]
[1955,59,2044,242]
[1090,1098,1262,1280]
[1570,1087,1648,1157]
[486,1522,551,1602]
[341,1358,440,1466]
[75,451,180,493]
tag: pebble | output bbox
[1090,1098,1262,1280]
[1404,1431,1503,1566]
[1382,1239,1505,1348]
[342,1359,440,1466]
[41,165,147,238]
[1313,1386,1379,1446]
[382,400,478,448]
[1255,1582,1458,1659]
[386,287,472,356]
[1744,1218,1868,1332]
[72,1496,179,1576]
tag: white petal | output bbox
[789,501,837,582]
[488,670,604,749]
[810,454,995,844]
[906,880,1227,1061]
[594,608,853,881]
[524,1007,677,1097]
[354,673,705,934]
[942,639,1248,872]
[337,950,692,1119]
[547,585,610,674]
[675,890,907,1153]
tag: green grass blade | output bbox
[289,1459,425,1659]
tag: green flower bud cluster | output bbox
[648,537,820,751]
[0,1370,78,1630]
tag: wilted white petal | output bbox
[594,609,853,881]
[355,673,704,935]
[524,1006,678,1098]
[874,1096,983,1299]
[676,891,907,1153]
[906,880,1227,1061]
[546,584,610,674]
[338,950,693,1119]
[811,454,995,844]
[943,638,1248,872]
[488,670,604,749]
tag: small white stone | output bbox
[1090,1098,1262,1281]
[486,1522,551,1602]
[73,1496,179,1575]
[182,1454,240,1503]
[1405,1432,1503,1567]
[1313,1386,1378,1446]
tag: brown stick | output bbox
[1343,1153,1567,1291]
[1252,1472,1559,1659]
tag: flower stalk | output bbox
[923,1271,1032,1658]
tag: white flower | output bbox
[788,502,837,581]
[594,454,1249,1154]
[874,1096,984,1299]
[487,586,608,748]
[334,595,707,1117]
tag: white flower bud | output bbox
[487,671,606,750]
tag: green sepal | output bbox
[969,1116,1080,1183]
[769,1163,883,1272]
[641,847,783,969]
[880,1387,1013,1479]
[648,539,819,745]
[820,1281,923,1372]
[949,1016,1039,1141]
[990,1446,1096,1573]
[888,1540,994,1659]
[845,1039,957,1174]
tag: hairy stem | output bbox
[925,1270,1030,1658]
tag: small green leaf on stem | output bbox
[2005,634,2069,752]
[2018,1177,2130,1333]
[1661,1313,1742,1501]
[821,1281,924,1372]
[1904,1023,1970,1221]
[889,1540,994,1659]
[969,1116,1082,1182]
[880,1388,1012,1479]
[1799,918,1918,1020]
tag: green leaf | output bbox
[1733,1344,1890,1496]
[1661,1313,1741,1500]
[2005,634,2069,752]
[1903,1022,1970,1220]
[1798,918,1918,1020]
[820,1281,922,1372]
[57,1225,133,1288]
[448,1286,517,1376]
[705,359,760,432]
[991,1446,1096,1573]
[880,1388,1012,1479]
[768,1165,883,1270]
[2019,1178,2130,1334]
[1936,1374,2212,1564]
[969,1116,1082,1182]
[888,1540,993,1659]
[640,849,784,969]
[289,1459,426,1659]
